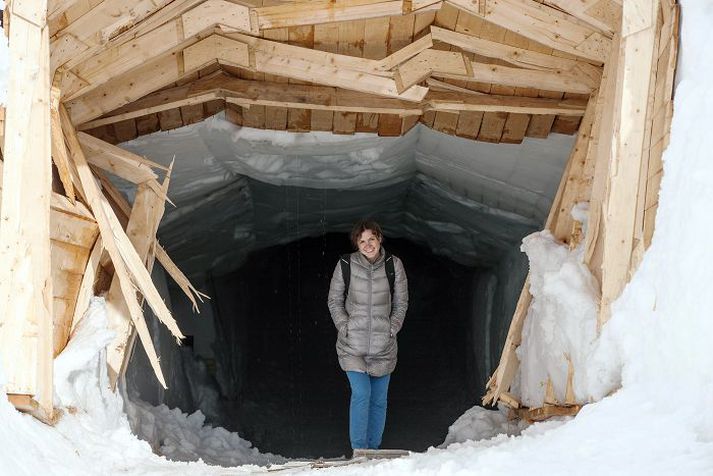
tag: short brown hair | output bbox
[350,219,383,249]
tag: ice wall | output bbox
[122,122,574,278]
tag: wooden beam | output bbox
[430,26,598,73]
[542,0,621,36]
[51,0,175,72]
[426,91,587,115]
[60,105,183,388]
[393,49,471,92]
[255,0,441,30]
[434,60,599,94]
[446,0,611,63]
[50,87,76,202]
[66,30,434,124]
[0,0,54,420]
[598,0,658,326]
[222,32,429,101]
[77,73,587,132]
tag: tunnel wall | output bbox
[469,244,529,393]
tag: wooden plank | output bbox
[255,0,439,30]
[136,114,161,136]
[363,17,390,60]
[158,108,185,131]
[598,1,658,326]
[113,119,139,143]
[455,110,483,139]
[181,0,255,38]
[551,114,583,134]
[431,111,459,135]
[50,87,76,202]
[543,0,621,35]
[265,106,288,131]
[435,60,598,94]
[286,109,311,132]
[61,105,183,388]
[356,113,380,133]
[394,49,470,93]
[106,175,171,388]
[377,114,403,136]
[77,132,161,185]
[477,111,507,142]
[426,91,587,115]
[447,0,610,63]
[387,12,416,55]
[51,0,175,72]
[66,53,183,125]
[547,96,599,242]
[0,0,54,419]
[70,236,103,334]
[311,110,334,131]
[183,35,251,73]
[431,26,597,73]
[180,104,205,126]
[333,111,358,134]
[500,113,531,143]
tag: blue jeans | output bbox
[346,371,391,450]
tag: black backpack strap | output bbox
[384,252,395,301]
[340,254,351,301]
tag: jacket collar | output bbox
[353,247,386,268]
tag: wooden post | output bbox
[597,0,659,326]
[0,0,54,421]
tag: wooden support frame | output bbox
[0,0,54,421]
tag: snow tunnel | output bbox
[119,117,575,458]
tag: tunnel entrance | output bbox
[207,233,480,458]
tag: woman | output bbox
[327,219,408,452]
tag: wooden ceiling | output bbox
[50,0,621,145]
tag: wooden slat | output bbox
[543,0,621,36]
[447,0,611,63]
[431,26,598,73]
[434,60,598,94]
[0,0,53,419]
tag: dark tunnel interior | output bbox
[205,233,482,458]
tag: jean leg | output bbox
[346,371,371,449]
[366,373,391,449]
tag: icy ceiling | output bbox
[121,113,575,277]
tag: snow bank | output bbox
[126,400,285,467]
[440,406,523,447]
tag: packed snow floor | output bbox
[2,1,713,474]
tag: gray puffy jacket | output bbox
[327,248,408,377]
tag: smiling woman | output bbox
[328,219,409,453]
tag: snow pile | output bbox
[441,406,523,447]
[126,400,285,468]
[514,205,612,407]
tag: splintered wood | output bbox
[483,0,678,417]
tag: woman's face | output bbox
[358,229,382,262]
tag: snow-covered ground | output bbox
[2,1,713,474]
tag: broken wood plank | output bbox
[106,175,171,388]
[60,105,183,388]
